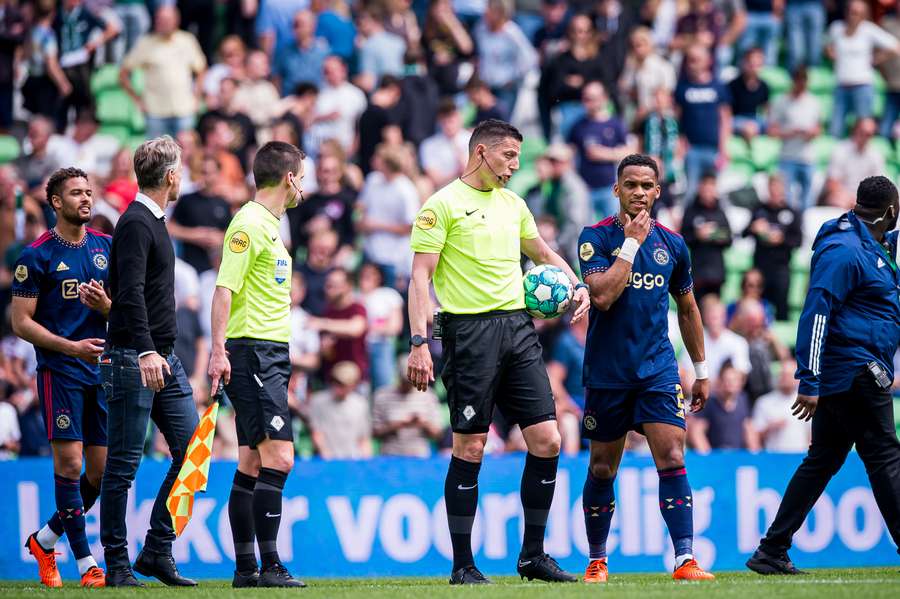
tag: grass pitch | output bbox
[1,569,898,598]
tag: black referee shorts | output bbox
[225,338,292,449]
[441,309,556,434]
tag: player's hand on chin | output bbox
[571,286,590,322]
[690,377,710,412]
[407,345,434,392]
[623,209,651,244]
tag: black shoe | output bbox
[258,563,306,588]
[517,554,578,582]
[746,547,806,575]
[232,569,260,588]
[105,566,145,587]
[449,565,491,585]
[133,549,198,586]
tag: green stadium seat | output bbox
[760,66,792,96]
[98,125,131,146]
[807,66,835,95]
[722,160,755,188]
[771,320,798,350]
[874,71,887,94]
[870,136,893,162]
[789,271,809,311]
[727,136,751,162]
[507,166,538,198]
[751,135,782,171]
[815,92,833,125]
[811,135,837,167]
[90,64,120,96]
[0,135,20,163]
[519,136,547,166]
[894,399,900,440]
[791,248,811,273]
[724,246,753,273]
[721,270,743,305]
[96,89,136,126]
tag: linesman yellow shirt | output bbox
[411,179,538,314]
[216,201,292,342]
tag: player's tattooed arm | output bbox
[11,296,104,363]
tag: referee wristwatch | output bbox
[410,334,427,347]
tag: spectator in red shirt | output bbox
[310,268,369,384]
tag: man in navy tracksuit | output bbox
[748,175,900,575]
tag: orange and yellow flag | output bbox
[167,399,219,537]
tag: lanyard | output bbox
[875,242,898,273]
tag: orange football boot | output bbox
[673,559,715,581]
[583,558,608,583]
[81,566,106,588]
[25,532,62,588]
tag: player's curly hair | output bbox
[45,167,89,209]
[616,154,659,180]
[856,175,898,211]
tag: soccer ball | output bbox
[523,264,574,319]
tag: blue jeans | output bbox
[831,84,874,138]
[114,3,150,61]
[145,114,195,139]
[589,185,617,220]
[99,347,199,568]
[684,145,719,202]
[491,85,519,121]
[881,92,900,139]
[740,12,782,66]
[779,159,816,210]
[368,338,396,392]
[785,1,825,71]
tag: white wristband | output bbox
[693,361,709,380]
[617,237,641,264]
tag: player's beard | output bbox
[61,205,91,226]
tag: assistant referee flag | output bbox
[167,390,221,536]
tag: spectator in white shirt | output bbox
[359,262,404,391]
[358,144,419,286]
[419,99,471,188]
[753,359,811,453]
[823,117,885,209]
[309,55,368,157]
[826,0,900,137]
[684,294,751,385]
[473,0,537,120]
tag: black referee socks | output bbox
[254,467,288,570]
[229,470,258,573]
[444,456,482,571]
[520,453,559,558]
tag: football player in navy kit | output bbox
[13,168,111,588]
[576,154,714,582]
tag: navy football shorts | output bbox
[581,381,686,442]
[36,368,108,445]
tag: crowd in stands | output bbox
[4,0,900,460]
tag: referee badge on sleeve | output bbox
[416,209,437,230]
[228,231,250,253]
[579,242,595,261]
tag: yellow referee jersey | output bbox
[410,179,538,314]
[216,201,292,343]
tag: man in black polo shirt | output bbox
[100,136,199,588]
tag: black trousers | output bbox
[760,370,900,554]
[760,263,791,321]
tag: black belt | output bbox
[442,309,525,321]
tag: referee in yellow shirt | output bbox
[207,142,306,589]
[407,119,590,585]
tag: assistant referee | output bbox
[747,176,900,574]
[407,119,590,585]
[208,142,306,589]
